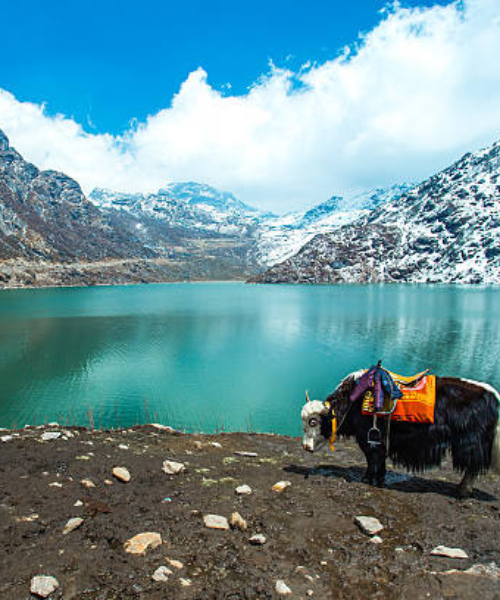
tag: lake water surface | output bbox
[1,282,499,435]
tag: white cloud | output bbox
[1,0,500,213]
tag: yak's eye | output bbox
[309,418,318,427]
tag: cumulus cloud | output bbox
[1,0,500,212]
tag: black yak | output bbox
[301,370,500,498]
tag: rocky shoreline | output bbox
[1,424,500,599]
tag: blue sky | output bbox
[1,0,500,212]
[0,0,450,134]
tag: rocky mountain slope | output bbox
[0,130,151,263]
[251,140,500,285]
[0,131,263,286]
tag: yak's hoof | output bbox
[376,480,386,488]
[362,475,373,485]
[457,486,472,500]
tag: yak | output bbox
[301,370,500,498]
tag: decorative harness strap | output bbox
[323,400,336,451]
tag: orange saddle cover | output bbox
[390,373,436,423]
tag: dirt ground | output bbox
[0,425,499,599]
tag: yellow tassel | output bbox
[329,411,337,452]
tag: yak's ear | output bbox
[305,390,311,403]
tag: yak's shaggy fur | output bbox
[308,373,500,497]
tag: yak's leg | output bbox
[457,470,476,499]
[358,439,386,486]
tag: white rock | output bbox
[63,430,74,438]
[166,558,184,570]
[118,444,129,450]
[63,517,84,535]
[249,534,267,545]
[73,500,83,507]
[151,423,175,433]
[48,422,59,427]
[1,435,13,442]
[211,442,222,448]
[203,514,229,530]
[431,545,469,559]
[80,479,95,488]
[370,536,383,544]
[354,516,384,536]
[152,566,172,582]
[465,563,500,579]
[180,578,192,587]
[235,451,258,457]
[306,590,314,597]
[276,580,292,595]
[41,432,61,441]
[30,575,59,597]
[272,481,291,493]
[49,482,63,488]
[112,467,131,482]
[124,532,162,554]
[162,460,185,475]
[235,484,252,495]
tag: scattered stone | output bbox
[74,500,83,507]
[307,590,314,597]
[63,430,74,438]
[48,422,59,427]
[272,481,291,493]
[275,580,292,595]
[230,512,248,531]
[203,514,230,530]
[370,536,383,544]
[151,423,175,433]
[112,467,131,482]
[167,558,184,570]
[1,435,13,443]
[210,442,222,448]
[194,441,203,450]
[249,534,267,545]
[354,516,384,536]
[180,578,192,587]
[104,479,113,485]
[49,482,63,488]
[80,479,95,488]
[118,444,129,450]
[235,451,258,457]
[431,545,469,559]
[63,517,84,535]
[235,484,252,495]
[442,562,500,579]
[152,566,172,582]
[30,575,59,597]
[41,432,61,441]
[20,514,39,522]
[76,455,91,460]
[162,460,185,475]
[124,532,163,554]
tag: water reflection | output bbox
[0,283,499,434]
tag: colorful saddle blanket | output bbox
[357,368,436,424]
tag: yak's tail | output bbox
[492,406,500,474]
[490,384,500,474]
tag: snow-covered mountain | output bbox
[90,183,273,237]
[90,182,408,267]
[251,140,500,284]
[255,185,410,265]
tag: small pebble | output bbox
[275,580,292,595]
[249,534,266,545]
[235,484,252,495]
[30,575,59,598]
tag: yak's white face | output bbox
[301,400,328,453]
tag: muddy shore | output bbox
[1,425,499,599]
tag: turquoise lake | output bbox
[0,282,499,435]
